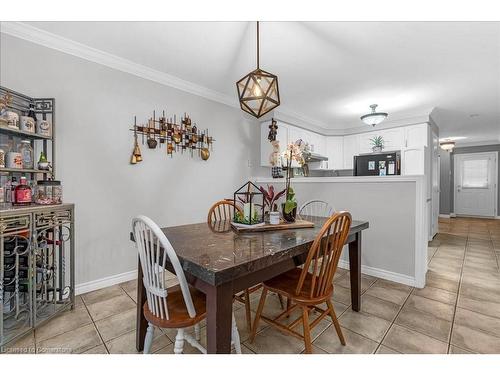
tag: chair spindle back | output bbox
[132,215,196,320]
[207,200,242,225]
[298,200,334,219]
[296,212,352,299]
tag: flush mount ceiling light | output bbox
[360,104,388,127]
[440,141,456,151]
[236,21,280,118]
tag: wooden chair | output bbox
[132,215,242,354]
[207,200,283,333]
[298,199,334,219]
[249,211,352,353]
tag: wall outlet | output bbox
[247,159,253,167]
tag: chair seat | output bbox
[143,284,206,329]
[263,268,333,304]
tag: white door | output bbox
[454,152,498,217]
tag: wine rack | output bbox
[0,204,74,350]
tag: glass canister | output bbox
[35,180,62,205]
[18,140,34,169]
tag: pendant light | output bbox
[236,21,280,118]
[360,104,388,127]
[440,141,456,151]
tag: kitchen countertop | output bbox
[255,175,425,184]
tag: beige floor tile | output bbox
[86,294,136,321]
[426,271,459,292]
[35,306,92,343]
[457,295,500,319]
[332,285,353,305]
[82,344,108,354]
[359,294,400,322]
[94,308,136,342]
[403,295,455,322]
[395,306,451,342]
[460,283,500,304]
[382,324,448,354]
[3,331,36,354]
[81,285,126,306]
[454,307,500,338]
[412,285,457,305]
[106,329,170,354]
[74,295,85,308]
[37,324,102,354]
[364,284,410,305]
[335,273,377,292]
[448,345,474,354]
[339,310,391,342]
[451,324,500,354]
[244,326,306,354]
[375,345,401,354]
[313,327,378,354]
[120,279,137,296]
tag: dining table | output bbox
[130,215,369,354]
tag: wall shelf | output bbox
[0,124,52,140]
[0,167,52,174]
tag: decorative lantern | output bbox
[233,181,265,225]
[236,22,280,118]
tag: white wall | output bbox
[0,34,260,288]
[255,177,428,287]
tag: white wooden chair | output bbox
[132,215,242,354]
[298,200,335,219]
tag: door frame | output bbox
[453,151,498,217]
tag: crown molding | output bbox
[0,22,434,137]
[0,21,239,108]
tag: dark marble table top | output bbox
[131,216,368,286]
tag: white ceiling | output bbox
[17,22,500,143]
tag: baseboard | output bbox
[337,260,417,287]
[75,270,137,296]
[450,213,457,218]
[439,214,451,219]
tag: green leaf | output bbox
[284,200,297,214]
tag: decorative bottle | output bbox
[13,176,32,206]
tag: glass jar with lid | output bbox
[35,180,62,205]
[18,140,34,169]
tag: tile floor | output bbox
[4,217,500,354]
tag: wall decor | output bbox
[129,111,215,164]
[236,22,280,118]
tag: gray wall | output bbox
[1,33,261,287]
[439,144,500,215]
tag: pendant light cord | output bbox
[256,21,260,69]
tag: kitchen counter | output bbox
[254,175,428,288]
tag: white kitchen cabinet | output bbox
[343,134,359,169]
[402,147,426,175]
[326,136,343,170]
[260,120,288,167]
[358,132,378,154]
[404,123,428,148]
[381,128,405,151]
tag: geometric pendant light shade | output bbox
[236,22,280,118]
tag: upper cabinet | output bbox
[260,120,430,170]
[343,134,359,170]
[404,123,428,148]
[325,136,343,170]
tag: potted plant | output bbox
[282,141,305,223]
[370,135,384,152]
[259,184,286,224]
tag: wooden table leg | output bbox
[206,282,233,354]
[136,256,147,351]
[348,232,362,311]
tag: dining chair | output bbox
[298,199,334,219]
[207,199,266,333]
[132,215,242,354]
[249,211,352,353]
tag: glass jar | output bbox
[35,180,62,205]
[18,140,34,169]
